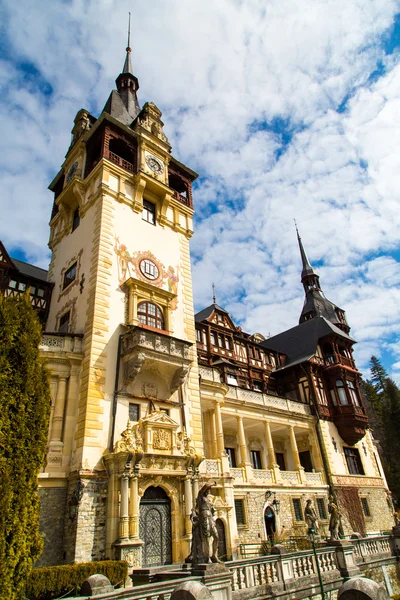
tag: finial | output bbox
[294,218,300,237]
[212,283,216,304]
[127,12,131,52]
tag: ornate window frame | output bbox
[121,277,177,335]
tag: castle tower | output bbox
[41,36,203,567]
[296,227,350,334]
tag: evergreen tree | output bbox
[363,356,400,504]
[0,295,51,600]
[369,355,388,395]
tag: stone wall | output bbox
[235,486,394,546]
[37,486,67,566]
[236,490,330,544]
[362,562,400,597]
[337,486,394,536]
[64,476,108,564]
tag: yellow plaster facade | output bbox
[36,52,395,569]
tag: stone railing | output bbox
[199,367,311,415]
[201,459,221,476]
[251,469,274,483]
[201,461,325,487]
[281,470,301,484]
[230,467,244,481]
[40,333,83,354]
[226,385,311,416]
[227,546,339,593]
[121,327,191,361]
[76,576,201,600]
[352,535,392,564]
[304,471,324,485]
[199,366,221,382]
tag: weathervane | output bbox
[212,283,216,304]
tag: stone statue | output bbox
[186,482,220,564]
[328,495,342,541]
[305,499,319,534]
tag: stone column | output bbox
[214,399,225,457]
[210,410,218,458]
[184,475,193,536]
[119,472,130,540]
[289,426,301,469]
[51,376,68,442]
[237,416,249,466]
[128,287,134,324]
[264,421,277,468]
[289,425,305,482]
[192,473,199,507]
[129,473,139,539]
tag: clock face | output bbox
[66,161,78,183]
[145,154,164,175]
[139,259,159,280]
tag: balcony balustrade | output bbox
[108,151,134,173]
[120,327,192,395]
[201,460,324,487]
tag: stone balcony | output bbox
[40,332,84,354]
[120,326,192,396]
[200,459,325,487]
[199,366,311,416]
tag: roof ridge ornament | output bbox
[212,282,216,305]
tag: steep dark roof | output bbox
[261,316,354,370]
[301,290,343,325]
[102,90,133,127]
[11,259,49,283]
[195,303,229,323]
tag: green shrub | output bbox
[0,295,51,600]
[25,560,128,600]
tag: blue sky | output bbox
[1,0,400,381]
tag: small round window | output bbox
[139,259,159,280]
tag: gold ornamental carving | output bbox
[153,428,172,450]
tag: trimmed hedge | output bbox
[25,560,129,600]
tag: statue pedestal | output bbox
[327,541,360,578]
[113,539,143,568]
[190,564,232,600]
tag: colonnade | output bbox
[206,399,320,477]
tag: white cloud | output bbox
[1,0,400,377]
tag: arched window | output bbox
[336,379,348,405]
[347,380,360,406]
[137,301,164,330]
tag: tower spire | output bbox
[295,220,317,281]
[112,12,140,122]
[123,12,133,74]
[295,225,350,333]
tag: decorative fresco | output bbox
[114,237,179,309]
